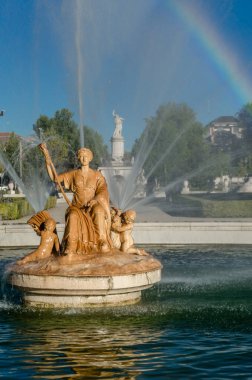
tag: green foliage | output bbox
[0,201,20,219]
[33,108,78,170]
[0,198,34,220]
[202,199,252,218]
[235,103,252,175]
[237,103,252,131]
[167,194,252,218]
[33,108,108,171]
[0,196,57,220]
[0,162,4,174]
[131,103,209,189]
[1,133,20,169]
[45,196,57,209]
[82,126,109,168]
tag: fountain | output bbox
[7,144,161,308]
[0,138,50,213]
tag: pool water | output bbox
[1,246,252,379]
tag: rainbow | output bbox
[170,1,252,105]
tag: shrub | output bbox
[167,194,252,218]
[0,196,57,220]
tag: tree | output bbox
[33,108,109,171]
[2,133,20,169]
[82,126,109,168]
[237,103,252,136]
[131,103,209,191]
[235,103,252,175]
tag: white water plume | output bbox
[160,147,244,196]
[144,122,193,183]
[130,148,245,211]
[115,121,164,210]
[0,144,49,213]
[117,119,199,210]
[74,0,85,147]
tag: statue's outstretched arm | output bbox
[39,143,72,207]
[39,143,55,182]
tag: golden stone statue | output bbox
[17,214,60,265]
[111,209,147,256]
[9,144,162,308]
[17,145,148,264]
[40,143,112,256]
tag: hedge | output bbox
[166,194,252,218]
[0,196,57,220]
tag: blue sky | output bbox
[1,0,252,150]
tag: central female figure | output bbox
[41,145,112,255]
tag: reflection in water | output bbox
[2,246,252,378]
[3,314,163,379]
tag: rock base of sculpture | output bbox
[8,251,162,308]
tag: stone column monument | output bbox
[111,110,125,164]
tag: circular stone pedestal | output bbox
[8,251,162,308]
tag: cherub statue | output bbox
[26,210,52,236]
[111,209,147,256]
[17,212,60,265]
[110,207,122,249]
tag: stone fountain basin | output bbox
[8,251,162,308]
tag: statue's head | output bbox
[44,218,56,232]
[110,208,117,217]
[123,209,136,223]
[77,148,93,163]
[31,223,41,236]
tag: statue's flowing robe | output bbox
[58,168,111,254]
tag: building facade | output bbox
[206,116,244,148]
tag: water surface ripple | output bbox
[1,246,252,379]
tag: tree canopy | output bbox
[237,103,252,131]
[235,102,252,175]
[3,103,252,194]
[0,133,20,169]
[131,103,211,192]
[33,108,109,170]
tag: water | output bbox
[0,139,50,212]
[1,246,252,379]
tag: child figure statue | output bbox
[17,218,60,265]
[110,207,123,249]
[111,209,147,255]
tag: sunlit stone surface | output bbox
[8,251,162,308]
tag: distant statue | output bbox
[154,178,160,191]
[223,176,230,192]
[8,182,15,194]
[17,217,60,265]
[137,169,147,185]
[112,110,124,137]
[181,180,190,194]
[40,144,112,255]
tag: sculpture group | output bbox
[10,141,161,308]
[18,143,146,265]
